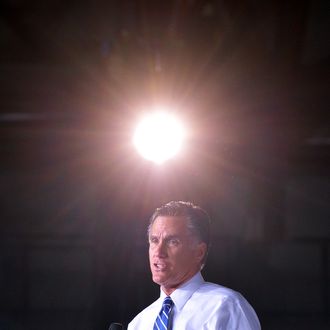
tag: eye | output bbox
[168,238,180,246]
[149,236,158,244]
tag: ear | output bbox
[195,242,207,264]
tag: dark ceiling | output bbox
[0,0,329,170]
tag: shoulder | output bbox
[197,281,243,300]
[194,281,256,313]
[192,281,261,329]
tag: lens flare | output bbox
[133,111,185,164]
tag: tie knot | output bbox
[163,296,173,308]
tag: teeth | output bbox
[155,263,166,270]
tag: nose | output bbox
[154,240,167,258]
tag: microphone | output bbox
[108,322,123,330]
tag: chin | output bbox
[152,274,167,286]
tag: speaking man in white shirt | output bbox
[128,201,261,330]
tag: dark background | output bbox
[0,0,329,329]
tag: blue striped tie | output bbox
[153,296,173,330]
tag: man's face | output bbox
[148,216,206,295]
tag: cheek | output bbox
[173,248,193,263]
[180,248,199,264]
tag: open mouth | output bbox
[154,262,167,271]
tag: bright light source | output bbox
[133,111,185,164]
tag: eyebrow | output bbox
[149,234,181,241]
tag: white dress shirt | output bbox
[128,272,261,330]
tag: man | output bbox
[128,201,261,329]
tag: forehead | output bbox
[149,216,190,236]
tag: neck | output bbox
[161,271,200,295]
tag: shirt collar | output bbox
[159,272,204,311]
